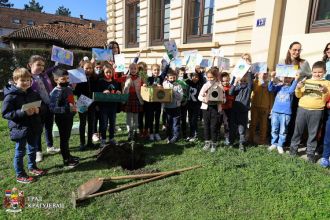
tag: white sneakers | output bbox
[92,133,100,142]
[47,146,60,154]
[277,147,284,154]
[268,145,284,154]
[36,151,43,162]
[268,145,277,151]
[149,134,154,141]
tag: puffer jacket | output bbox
[1,84,44,141]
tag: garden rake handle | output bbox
[79,165,201,201]
[99,165,201,181]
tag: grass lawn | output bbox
[1,107,330,219]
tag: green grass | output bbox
[1,108,330,219]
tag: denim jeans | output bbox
[271,112,291,147]
[99,106,117,140]
[322,110,330,159]
[14,136,38,176]
[165,107,181,140]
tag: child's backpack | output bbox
[176,79,189,105]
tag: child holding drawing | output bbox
[28,55,59,162]
[2,68,47,183]
[229,69,253,152]
[268,71,299,154]
[73,61,98,151]
[289,61,330,163]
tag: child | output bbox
[248,71,274,145]
[2,68,47,183]
[137,61,148,138]
[123,63,144,141]
[220,72,234,145]
[163,69,183,143]
[92,60,106,143]
[268,72,299,154]
[229,71,253,151]
[28,55,59,162]
[145,64,165,141]
[290,61,330,162]
[73,61,98,151]
[177,67,189,138]
[49,69,79,168]
[97,64,121,147]
[186,72,203,141]
[198,69,225,152]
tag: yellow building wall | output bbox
[107,0,256,70]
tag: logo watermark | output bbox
[3,187,65,213]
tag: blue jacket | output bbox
[268,80,298,115]
[1,84,44,141]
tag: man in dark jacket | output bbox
[2,68,47,183]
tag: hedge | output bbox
[0,48,92,88]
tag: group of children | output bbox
[3,50,330,184]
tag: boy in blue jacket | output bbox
[2,68,47,183]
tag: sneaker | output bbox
[203,141,211,151]
[149,134,154,141]
[69,155,80,161]
[162,125,166,131]
[154,133,161,141]
[239,143,246,152]
[268,145,277,151]
[166,138,171,144]
[277,146,284,154]
[79,145,86,151]
[17,175,35,184]
[36,152,43,162]
[169,137,178,144]
[92,133,100,142]
[100,139,107,148]
[109,139,117,145]
[189,137,197,142]
[47,146,60,154]
[320,158,330,168]
[224,138,230,146]
[64,159,79,168]
[210,142,216,153]
[29,168,47,176]
[116,126,122,131]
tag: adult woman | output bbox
[282,41,311,80]
[322,42,330,80]
[281,42,311,146]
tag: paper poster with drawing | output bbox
[114,54,126,72]
[200,59,211,68]
[164,39,179,60]
[170,57,183,69]
[51,45,74,66]
[184,50,201,72]
[218,57,230,70]
[275,64,298,78]
[76,95,93,113]
[251,62,267,74]
[21,100,42,111]
[92,48,113,61]
[232,59,251,78]
[68,68,87,84]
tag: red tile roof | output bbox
[3,23,107,49]
[0,7,106,31]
